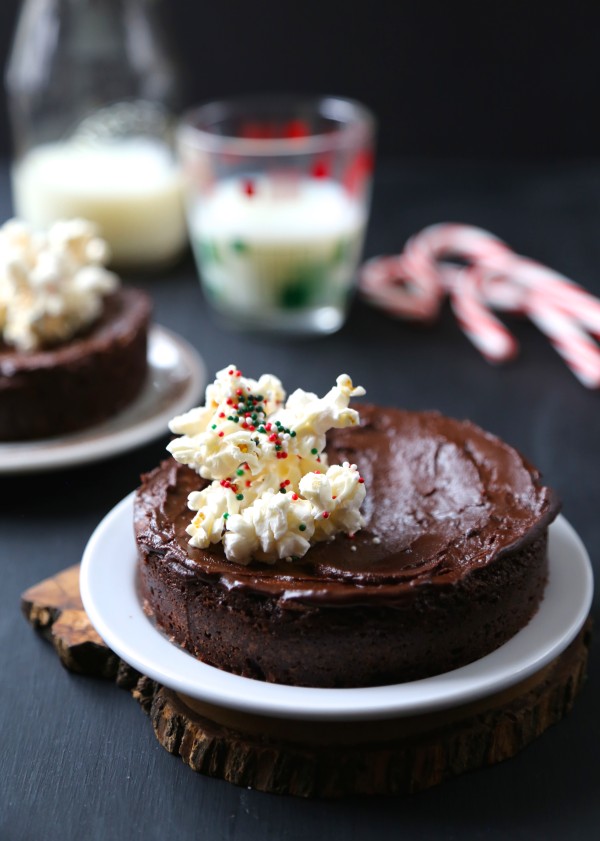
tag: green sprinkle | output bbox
[236,469,244,476]
[290,430,296,437]
[223,512,229,520]
[211,424,217,430]
[311,447,318,455]
[299,523,307,531]
[275,445,282,451]
[236,493,244,501]
[258,426,266,434]
[279,487,286,494]
[233,416,239,423]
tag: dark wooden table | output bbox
[1,160,598,840]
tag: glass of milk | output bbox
[5,0,187,271]
[177,96,376,334]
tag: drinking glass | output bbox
[5,0,186,270]
[177,95,375,334]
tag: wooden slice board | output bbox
[22,564,591,798]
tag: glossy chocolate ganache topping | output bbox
[136,405,559,607]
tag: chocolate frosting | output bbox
[135,406,559,606]
[0,288,148,374]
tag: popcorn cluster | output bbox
[0,218,118,351]
[167,365,367,564]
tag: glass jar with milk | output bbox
[5,0,187,271]
[178,96,375,335]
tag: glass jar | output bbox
[5,0,187,270]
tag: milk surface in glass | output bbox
[189,174,366,332]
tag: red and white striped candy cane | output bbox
[449,264,519,363]
[359,222,600,388]
[526,294,600,388]
[360,254,442,321]
[511,259,600,339]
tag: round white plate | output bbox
[80,497,593,722]
[0,326,206,474]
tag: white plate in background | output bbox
[0,326,206,473]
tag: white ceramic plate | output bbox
[0,326,206,474]
[80,497,593,722]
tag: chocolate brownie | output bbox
[135,406,559,687]
[0,287,151,440]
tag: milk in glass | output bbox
[13,138,187,269]
[189,175,366,332]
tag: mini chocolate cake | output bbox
[135,407,559,688]
[0,287,151,440]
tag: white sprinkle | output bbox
[350,545,357,552]
[372,536,381,544]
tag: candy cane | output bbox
[359,223,600,388]
[526,296,600,388]
[449,265,519,363]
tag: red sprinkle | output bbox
[236,370,242,376]
[245,480,252,487]
[322,511,330,519]
[236,388,243,396]
[268,433,278,442]
[241,422,249,429]
[311,160,329,179]
[291,493,299,500]
[358,478,365,484]
[228,369,234,375]
[218,412,225,418]
[243,179,255,197]
[218,431,224,437]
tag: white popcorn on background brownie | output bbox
[0,218,118,351]
[167,365,367,564]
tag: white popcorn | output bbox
[168,366,367,564]
[187,484,239,548]
[0,218,118,351]
[223,492,315,564]
[300,463,366,540]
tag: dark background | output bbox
[2,4,600,841]
[1,0,600,161]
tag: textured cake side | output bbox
[0,287,151,440]
[137,530,548,687]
